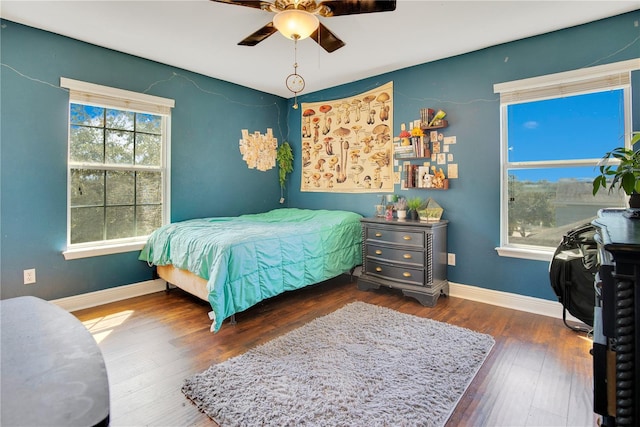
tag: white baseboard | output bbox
[52,278,584,325]
[448,281,584,324]
[52,279,166,312]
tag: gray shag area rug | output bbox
[182,302,495,427]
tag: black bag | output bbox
[549,223,598,329]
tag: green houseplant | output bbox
[406,197,423,220]
[277,141,294,190]
[592,132,640,209]
[394,196,407,219]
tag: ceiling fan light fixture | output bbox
[273,9,319,41]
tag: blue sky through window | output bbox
[507,89,625,169]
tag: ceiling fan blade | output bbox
[311,22,345,53]
[317,0,396,17]
[238,22,278,46]
[209,0,272,11]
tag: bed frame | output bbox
[157,264,239,327]
[157,263,359,328]
[157,264,209,301]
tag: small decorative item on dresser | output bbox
[385,206,394,220]
[394,196,407,219]
[406,197,423,220]
[418,198,443,221]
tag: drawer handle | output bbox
[375,232,383,237]
[403,272,412,278]
[375,267,382,272]
[403,235,412,241]
[375,250,383,255]
[403,253,412,259]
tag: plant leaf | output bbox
[622,172,635,195]
[592,176,603,195]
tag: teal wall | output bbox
[1,11,639,303]
[1,20,287,300]
[288,11,640,300]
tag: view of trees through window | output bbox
[69,103,164,245]
[505,89,627,249]
[507,169,625,248]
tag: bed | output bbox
[139,208,363,331]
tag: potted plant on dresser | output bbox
[406,197,423,220]
[592,132,640,216]
[394,196,408,219]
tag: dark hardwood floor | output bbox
[72,276,597,426]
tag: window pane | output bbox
[136,205,162,236]
[67,88,168,248]
[106,171,134,205]
[106,206,134,239]
[105,130,134,164]
[70,104,104,127]
[507,167,626,247]
[137,171,162,204]
[507,89,624,162]
[136,113,162,134]
[71,169,104,207]
[135,133,162,166]
[106,109,134,131]
[70,207,104,244]
[70,126,104,163]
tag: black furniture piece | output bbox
[1,296,110,427]
[358,217,448,306]
[592,209,640,427]
[549,223,598,331]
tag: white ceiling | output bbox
[2,1,638,98]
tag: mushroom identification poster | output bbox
[300,81,394,193]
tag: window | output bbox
[494,59,639,261]
[61,78,174,260]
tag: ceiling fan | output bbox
[210,0,397,53]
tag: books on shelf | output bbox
[394,137,429,159]
[405,164,420,188]
[394,144,415,158]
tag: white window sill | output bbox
[63,241,146,260]
[495,246,554,262]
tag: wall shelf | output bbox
[421,119,448,131]
[396,109,451,190]
[394,156,431,161]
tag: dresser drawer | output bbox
[366,244,425,267]
[366,227,424,248]
[365,261,424,286]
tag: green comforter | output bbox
[139,208,363,331]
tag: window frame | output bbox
[60,78,174,260]
[493,59,639,261]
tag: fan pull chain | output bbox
[293,38,299,109]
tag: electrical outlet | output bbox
[447,253,456,266]
[24,268,36,284]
